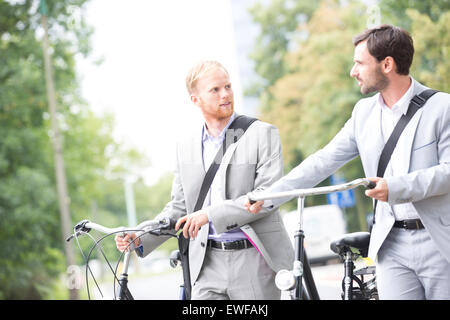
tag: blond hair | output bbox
[185,60,229,95]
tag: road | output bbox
[93,259,347,300]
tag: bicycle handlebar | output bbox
[66,217,176,243]
[247,178,376,203]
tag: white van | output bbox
[282,204,347,265]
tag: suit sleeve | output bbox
[264,104,362,208]
[207,123,285,233]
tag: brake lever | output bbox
[66,220,91,242]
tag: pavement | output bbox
[92,259,348,300]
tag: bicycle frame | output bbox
[248,178,375,300]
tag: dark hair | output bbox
[353,24,414,75]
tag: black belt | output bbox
[207,239,253,250]
[393,219,425,230]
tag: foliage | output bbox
[261,0,369,229]
[247,0,318,112]
[0,0,150,299]
[0,0,92,299]
[263,1,366,167]
[408,9,450,92]
[379,0,450,29]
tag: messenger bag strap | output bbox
[194,114,258,211]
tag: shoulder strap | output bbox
[372,89,438,225]
[194,115,258,211]
[376,89,438,179]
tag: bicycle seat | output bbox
[330,232,370,258]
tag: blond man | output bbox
[116,61,293,300]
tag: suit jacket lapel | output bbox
[217,117,240,199]
[179,126,206,213]
[398,79,428,175]
[214,114,249,200]
[398,108,424,175]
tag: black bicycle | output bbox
[247,178,378,300]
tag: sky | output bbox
[77,0,246,185]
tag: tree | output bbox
[380,0,450,29]
[247,0,318,113]
[407,9,450,93]
[0,0,145,299]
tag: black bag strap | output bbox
[194,114,258,211]
[372,89,438,225]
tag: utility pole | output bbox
[124,175,138,228]
[124,174,140,273]
[39,0,79,300]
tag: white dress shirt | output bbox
[378,77,419,220]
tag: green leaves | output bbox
[0,0,127,299]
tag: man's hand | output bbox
[114,233,141,252]
[365,177,388,202]
[244,199,265,214]
[175,210,209,239]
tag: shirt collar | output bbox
[378,76,415,115]
[202,112,236,143]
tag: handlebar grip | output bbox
[168,218,185,230]
[366,180,376,189]
[247,192,257,205]
[168,218,178,229]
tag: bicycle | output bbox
[247,178,378,300]
[66,217,178,300]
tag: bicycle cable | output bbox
[73,225,112,299]
[83,228,145,300]
[82,227,176,300]
[111,229,177,300]
[72,219,179,300]
[74,229,106,299]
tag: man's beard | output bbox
[361,67,389,95]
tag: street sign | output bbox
[327,174,355,208]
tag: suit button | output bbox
[201,242,205,247]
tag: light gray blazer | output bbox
[266,79,450,263]
[137,118,294,286]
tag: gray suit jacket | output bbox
[266,79,450,263]
[138,117,294,286]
